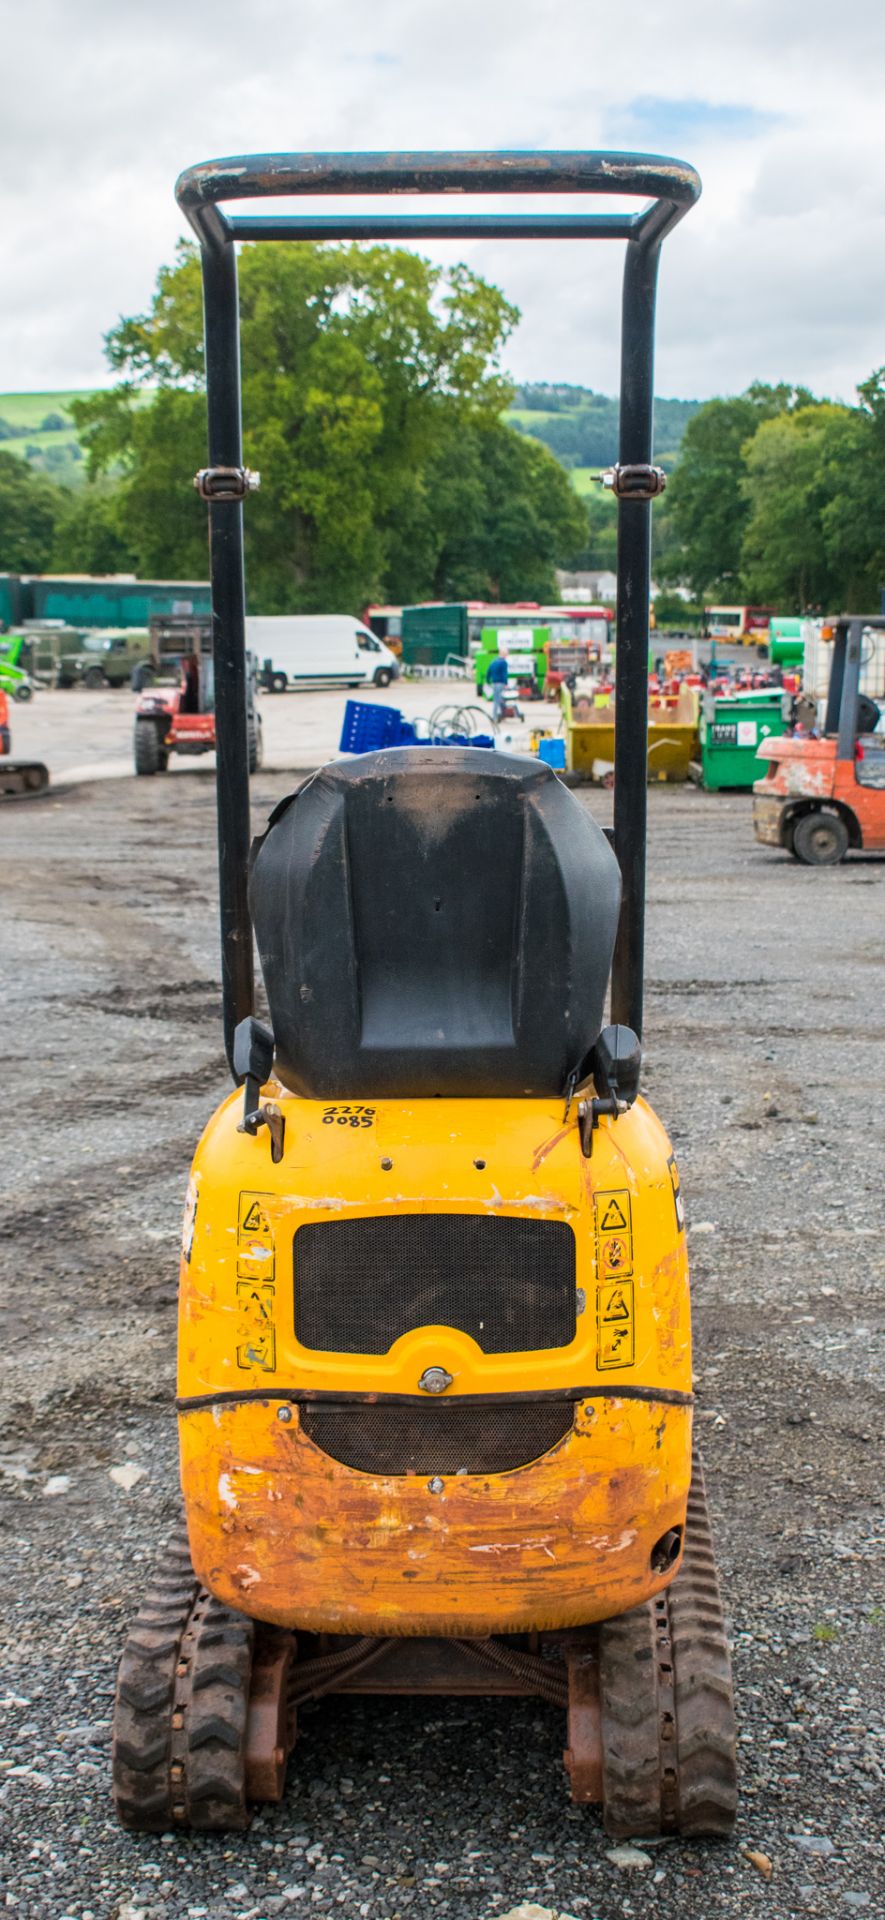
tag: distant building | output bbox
[556,569,696,606]
[556,569,617,603]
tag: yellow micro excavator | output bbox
[112,150,737,1841]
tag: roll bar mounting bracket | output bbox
[599,463,667,500]
[194,466,261,502]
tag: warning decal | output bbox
[600,1236,628,1273]
[593,1188,634,1279]
[594,1188,635,1364]
[597,1278,635,1370]
[237,1191,276,1281]
[599,1196,629,1234]
[236,1279,276,1372]
[601,1284,630,1320]
[667,1154,685,1234]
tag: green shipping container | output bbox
[699,689,788,790]
[400,603,468,667]
[0,574,211,630]
[27,576,211,628]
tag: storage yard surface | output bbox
[1,736,884,1919]
[10,683,545,783]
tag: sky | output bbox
[3,0,885,405]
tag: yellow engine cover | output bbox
[177,1090,692,1636]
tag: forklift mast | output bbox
[823,615,885,753]
[175,151,701,1074]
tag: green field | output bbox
[0,389,90,426]
[506,407,564,427]
[506,384,698,477]
[3,382,696,500]
[0,389,95,484]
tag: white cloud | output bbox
[2,0,884,402]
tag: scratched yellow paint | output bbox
[178,1088,692,1634]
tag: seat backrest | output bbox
[249,747,621,1098]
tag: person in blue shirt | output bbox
[486,649,509,723]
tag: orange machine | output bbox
[753,616,885,863]
[0,688,48,796]
[134,627,262,776]
[111,147,737,1848]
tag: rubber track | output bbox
[598,1453,738,1840]
[0,761,49,797]
[112,1519,255,1832]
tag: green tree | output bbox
[0,450,65,573]
[557,487,618,573]
[552,476,680,584]
[72,384,210,581]
[663,383,817,599]
[816,370,885,609]
[74,241,530,612]
[741,403,871,609]
[50,479,138,576]
[427,419,587,602]
[651,588,704,630]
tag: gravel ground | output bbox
[9,681,544,784]
[1,767,883,1920]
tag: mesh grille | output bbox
[293,1214,576,1355]
[300,1401,574,1475]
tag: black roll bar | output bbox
[175,150,701,1074]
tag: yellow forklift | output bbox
[113,151,737,1841]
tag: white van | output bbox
[245,615,400,692]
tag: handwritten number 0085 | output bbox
[322,1105,376,1128]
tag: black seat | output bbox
[249,748,621,1098]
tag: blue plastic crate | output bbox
[339,700,404,754]
[537,737,566,770]
[339,702,497,755]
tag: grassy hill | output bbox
[4,380,702,498]
[505,382,700,474]
[0,390,93,485]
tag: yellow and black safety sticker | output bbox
[236,1279,276,1372]
[667,1153,685,1234]
[593,1188,634,1278]
[237,1190,275,1282]
[596,1278,635,1370]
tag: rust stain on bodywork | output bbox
[531,1125,573,1171]
[180,1399,690,1638]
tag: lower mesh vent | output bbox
[299,1400,574,1475]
